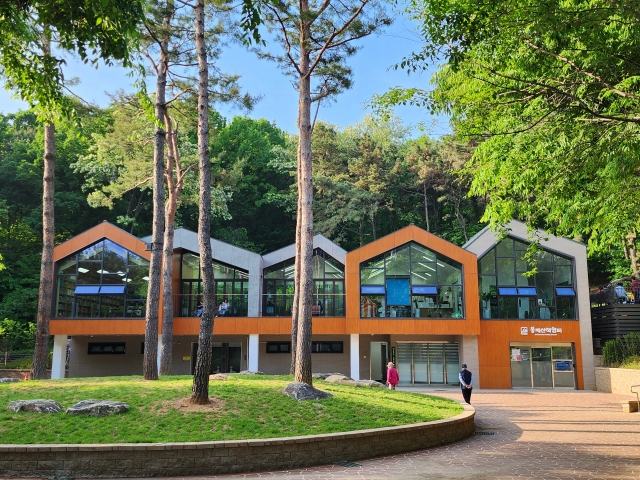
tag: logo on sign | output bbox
[520,327,529,336]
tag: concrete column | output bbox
[50,335,67,379]
[248,334,259,372]
[350,334,360,380]
[157,339,163,372]
[461,335,480,389]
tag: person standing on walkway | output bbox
[459,363,473,404]
[386,362,399,390]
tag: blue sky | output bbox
[0,12,450,137]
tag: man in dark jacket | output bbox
[459,363,474,404]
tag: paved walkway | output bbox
[112,390,640,480]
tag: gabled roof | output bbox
[262,234,347,267]
[170,227,262,271]
[346,224,477,266]
[462,220,586,259]
[53,221,150,262]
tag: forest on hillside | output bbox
[0,107,485,330]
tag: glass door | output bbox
[531,347,553,387]
[428,345,445,384]
[510,346,532,387]
[396,343,459,385]
[370,342,388,382]
[397,343,413,385]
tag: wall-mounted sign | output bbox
[183,356,190,361]
[555,360,572,371]
[391,346,396,365]
[521,326,563,336]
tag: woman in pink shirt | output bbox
[386,361,399,390]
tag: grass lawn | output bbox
[0,375,462,444]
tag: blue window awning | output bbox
[75,285,100,295]
[517,287,537,296]
[498,287,518,296]
[412,286,437,295]
[556,287,576,296]
[100,285,126,294]
[361,285,385,295]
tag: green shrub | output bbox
[603,332,640,366]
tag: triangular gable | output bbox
[346,224,477,268]
[53,222,151,262]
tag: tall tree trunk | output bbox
[290,179,302,374]
[31,33,55,380]
[143,18,169,380]
[191,0,215,404]
[626,230,640,278]
[31,119,55,380]
[423,182,430,232]
[160,133,177,375]
[371,212,377,240]
[294,4,314,386]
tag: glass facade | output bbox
[54,240,150,318]
[478,238,576,320]
[179,252,249,317]
[263,248,345,316]
[360,242,464,319]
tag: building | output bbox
[49,220,595,390]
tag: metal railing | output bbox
[262,294,345,317]
[632,385,640,413]
[174,294,248,317]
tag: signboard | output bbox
[521,326,563,336]
[511,349,521,362]
[391,347,396,365]
[555,361,572,371]
[182,356,190,361]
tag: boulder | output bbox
[236,370,264,375]
[0,378,22,383]
[66,400,129,417]
[7,399,63,414]
[209,374,229,381]
[312,373,345,380]
[355,380,385,388]
[284,382,333,401]
[324,374,353,383]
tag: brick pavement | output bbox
[104,390,640,480]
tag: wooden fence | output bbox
[591,304,640,354]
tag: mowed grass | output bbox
[0,375,462,444]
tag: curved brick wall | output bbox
[0,404,474,478]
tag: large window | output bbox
[263,248,345,317]
[478,238,576,320]
[360,242,464,319]
[55,240,149,318]
[179,252,249,317]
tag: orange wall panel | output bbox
[478,320,584,389]
[50,320,146,336]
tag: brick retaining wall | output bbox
[0,404,474,478]
[595,367,640,396]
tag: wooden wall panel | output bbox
[50,320,146,335]
[478,320,584,389]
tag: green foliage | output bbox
[0,318,35,361]
[602,332,640,367]
[380,0,640,273]
[0,375,462,444]
[0,0,143,119]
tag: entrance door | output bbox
[531,347,553,387]
[510,343,575,388]
[190,342,242,374]
[510,346,532,387]
[397,342,459,385]
[370,342,388,382]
